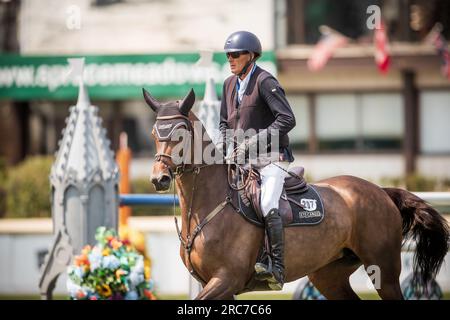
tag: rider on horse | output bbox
[218,30,296,290]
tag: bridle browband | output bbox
[153,113,196,176]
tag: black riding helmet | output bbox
[224,31,262,57]
[224,31,262,76]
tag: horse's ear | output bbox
[179,88,195,115]
[142,88,160,113]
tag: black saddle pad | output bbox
[285,185,325,226]
[233,184,325,227]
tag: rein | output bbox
[227,161,253,191]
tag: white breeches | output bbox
[260,161,290,217]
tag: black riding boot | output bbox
[254,208,285,290]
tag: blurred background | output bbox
[0,0,449,299]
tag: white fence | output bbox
[414,192,450,207]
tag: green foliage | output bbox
[380,173,450,192]
[2,159,177,218]
[130,178,178,216]
[5,156,53,218]
[0,158,7,218]
[0,158,7,185]
[405,174,438,191]
[131,177,158,194]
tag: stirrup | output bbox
[254,262,272,281]
[266,270,284,291]
[254,262,284,290]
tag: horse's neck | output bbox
[176,113,229,230]
[175,164,228,232]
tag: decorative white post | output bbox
[196,50,221,146]
[196,77,221,146]
[39,58,119,299]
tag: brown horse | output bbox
[144,88,449,300]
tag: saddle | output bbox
[228,164,326,294]
[229,165,324,227]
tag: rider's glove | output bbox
[235,130,271,163]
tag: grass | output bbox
[1,292,449,300]
[157,293,382,300]
[158,291,450,300]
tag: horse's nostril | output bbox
[159,175,171,186]
[151,174,171,191]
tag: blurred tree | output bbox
[0,0,30,165]
[5,156,53,218]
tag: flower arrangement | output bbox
[67,227,156,300]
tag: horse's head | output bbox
[143,88,196,191]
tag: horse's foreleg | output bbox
[195,276,238,300]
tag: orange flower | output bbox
[143,289,156,300]
[115,269,126,280]
[74,256,82,266]
[81,245,91,256]
[74,254,89,266]
[102,248,110,256]
[111,238,123,250]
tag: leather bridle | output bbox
[152,113,236,286]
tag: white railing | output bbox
[413,192,450,206]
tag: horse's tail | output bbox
[383,187,449,284]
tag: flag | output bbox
[374,20,390,74]
[425,23,450,80]
[307,25,349,71]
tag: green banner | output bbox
[0,52,276,100]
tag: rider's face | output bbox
[227,51,251,76]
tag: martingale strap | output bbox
[174,198,231,252]
[171,161,234,286]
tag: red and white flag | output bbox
[425,23,450,80]
[307,26,349,71]
[374,20,390,74]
